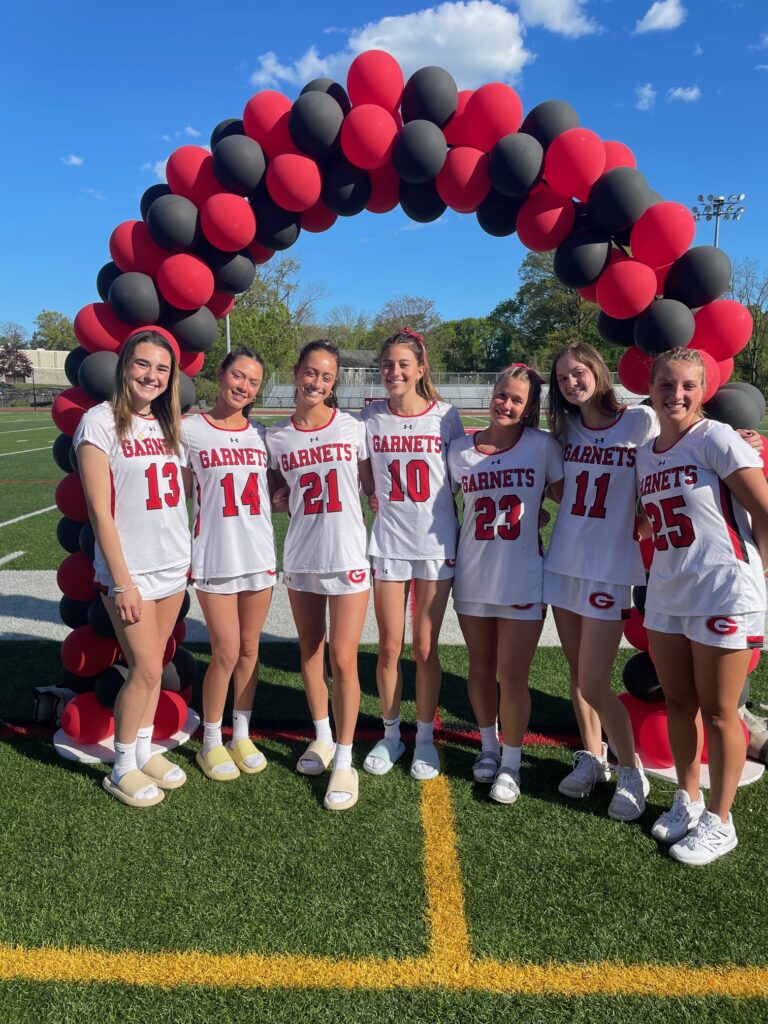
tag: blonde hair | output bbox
[493,364,543,428]
[548,340,623,441]
[380,330,442,403]
[649,347,706,386]
[113,331,181,455]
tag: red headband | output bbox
[399,327,428,367]
[509,362,544,385]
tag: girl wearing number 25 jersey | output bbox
[182,348,276,785]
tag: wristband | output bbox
[113,583,137,594]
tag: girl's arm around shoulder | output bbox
[723,467,768,569]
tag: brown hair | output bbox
[380,329,442,403]
[295,339,339,408]
[548,340,623,440]
[493,363,543,428]
[113,330,181,455]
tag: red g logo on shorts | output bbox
[348,569,367,584]
[445,559,456,567]
[589,592,615,610]
[706,616,738,636]
[512,603,533,609]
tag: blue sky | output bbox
[2,0,766,337]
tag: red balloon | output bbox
[630,202,696,270]
[60,692,114,744]
[544,128,606,202]
[157,254,214,310]
[179,349,205,377]
[341,104,398,170]
[57,551,95,602]
[655,262,672,296]
[247,239,276,263]
[173,620,187,645]
[243,91,295,157]
[266,153,322,212]
[637,707,675,769]
[717,356,734,386]
[748,648,761,674]
[166,146,223,206]
[61,626,119,677]
[178,685,193,706]
[463,83,523,152]
[162,634,177,667]
[577,246,627,302]
[109,221,167,276]
[686,347,720,402]
[623,607,649,652]
[516,189,576,252]
[603,140,636,172]
[366,162,400,214]
[596,259,656,319]
[690,299,753,361]
[152,690,188,740]
[52,386,98,436]
[55,473,89,521]
[436,147,490,213]
[617,691,667,764]
[207,290,236,319]
[74,302,132,354]
[346,50,404,113]
[617,345,653,395]
[300,199,338,234]
[200,193,256,250]
[443,89,473,147]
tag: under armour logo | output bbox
[491,459,501,465]
[402,424,414,431]
[310,436,319,442]
[656,459,666,466]
[593,436,605,443]
[229,437,240,444]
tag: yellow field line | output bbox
[1,774,767,997]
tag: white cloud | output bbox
[694,42,703,56]
[182,125,201,138]
[634,0,686,34]
[81,187,107,201]
[748,32,768,51]
[141,159,169,181]
[754,63,768,71]
[634,82,657,110]
[61,154,83,166]
[516,0,602,38]
[666,85,701,102]
[250,2,534,91]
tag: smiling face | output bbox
[380,343,425,399]
[295,348,338,408]
[650,358,705,429]
[219,356,263,411]
[126,341,172,413]
[555,354,597,407]
[489,375,531,428]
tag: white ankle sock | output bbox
[416,720,434,744]
[479,724,500,753]
[232,708,252,744]
[135,725,154,769]
[501,745,521,772]
[113,739,138,782]
[334,743,353,773]
[314,717,334,746]
[383,716,401,742]
[203,718,223,756]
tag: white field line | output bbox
[1,426,56,434]
[0,447,51,457]
[0,551,24,566]
[0,505,57,529]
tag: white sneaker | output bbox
[607,758,650,821]
[651,789,706,844]
[490,768,521,805]
[558,742,612,798]
[669,810,738,866]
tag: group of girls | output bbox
[74,326,768,866]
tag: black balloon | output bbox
[587,167,653,234]
[56,516,82,554]
[489,133,543,198]
[59,595,90,630]
[704,387,763,431]
[108,272,162,325]
[161,306,218,353]
[96,262,122,303]
[399,180,446,224]
[140,183,171,221]
[210,117,244,151]
[179,372,196,413]
[205,246,259,292]
[623,651,664,703]
[68,443,78,473]
[160,660,182,692]
[94,664,129,710]
[79,521,96,561]
[520,99,579,150]
[59,667,99,694]
[476,189,522,237]
[78,351,119,402]
[300,78,351,115]
[177,588,191,623]
[633,299,695,355]
[146,194,199,252]
[252,198,303,249]
[289,91,344,159]
[553,226,611,289]
[719,382,766,422]
[64,346,90,387]
[663,246,732,308]
[88,597,117,639]
[633,584,647,616]
[597,311,637,348]
[320,153,371,216]
[172,646,198,690]
[401,66,458,127]
[212,135,266,196]
[52,433,74,474]
[392,120,447,184]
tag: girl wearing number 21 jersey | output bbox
[182,348,276,784]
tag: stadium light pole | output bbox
[691,192,746,248]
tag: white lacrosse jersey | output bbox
[448,427,564,605]
[361,399,464,559]
[636,418,766,617]
[545,405,658,586]
[266,409,368,573]
[182,414,275,578]
[73,401,190,576]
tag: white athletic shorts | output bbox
[371,556,455,582]
[454,600,545,621]
[283,568,371,595]
[193,569,278,594]
[644,608,765,650]
[543,570,631,622]
[95,564,189,602]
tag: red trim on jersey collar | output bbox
[386,400,436,418]
[579,407,625,432]
[651,417,705,455]
[201,413,250,432]
[290,406,337,432]
[473,425,525,455]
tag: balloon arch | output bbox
[48,49,766,760]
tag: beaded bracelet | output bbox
[113,583,137,594]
